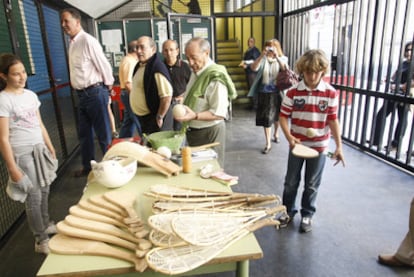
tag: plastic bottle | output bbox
[181,146,192,173]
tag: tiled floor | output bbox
[0,105,413,277]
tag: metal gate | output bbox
[281,0,414,173]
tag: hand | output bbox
[174,105,196,122]
[156,117,163,128]
[288,136,301,149]
[9,167,24,183]
[331,149,345,167]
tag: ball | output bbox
[306,128,317,138]
[173,104,186,118]
[157,146,172,159]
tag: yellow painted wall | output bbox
[215,0,276,52]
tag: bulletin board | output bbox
[97,21,125,74]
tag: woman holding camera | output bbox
[248,39,288,154]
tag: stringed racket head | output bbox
[291,144,319,158]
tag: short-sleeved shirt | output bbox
[0,89,43,147]
[280,80,338,152]
[130,63,173,116]
[164,60,191,97]
[184,60,229,129]
[118,54,138,89]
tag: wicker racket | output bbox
[146,218,278,275]
[171,205,286,246]
[149,229,187,247]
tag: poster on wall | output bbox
[157,21,168,51]
[114,52,124,67]
[181,33,192,54]
[101,29,122,53]
[105,52,114,67]
[193,28,208,39]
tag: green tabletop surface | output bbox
[37,160,263,276]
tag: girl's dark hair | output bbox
[0,53,22,91]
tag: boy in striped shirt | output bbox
[279,49,345,233]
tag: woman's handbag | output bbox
[276,67,299,90]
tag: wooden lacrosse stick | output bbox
[49,234,147,272]
[145,218,279,275]
[57,221,138,251]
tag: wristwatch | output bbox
[156,114,164,120]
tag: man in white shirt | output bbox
[174,37,237,166]
[60,8,114,177]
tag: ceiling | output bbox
[64,0,131,18]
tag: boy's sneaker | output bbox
[45,222,57,235]
[278,214,293,228]
[299,217,312,233]
[35,239,50,255]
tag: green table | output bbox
[37,161,263,277]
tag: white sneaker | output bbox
[45,222,57,235]
[35,239,50,254]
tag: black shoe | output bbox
[384,145,397,151]
[272,137,280,143]
[278,214,293,228]
[74,168,90,178]
[365,140,378,146]
[299,217,312,233]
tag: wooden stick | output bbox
[57,221,138,251]
[49,234,147,272]
[88,194,128,216]
[78,200,125,221]
[69,205,127,228]
[64,215,140,244]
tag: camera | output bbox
[266,47,275,53]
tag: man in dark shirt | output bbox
[239,37,261,110]
[162,39,191,131]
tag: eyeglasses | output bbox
[406,48,412,52]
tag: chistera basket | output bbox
[146,131,185,154]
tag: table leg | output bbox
[236,260,249,277]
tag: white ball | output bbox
[173,104,186,118]
[157,146,172,159]
[306,128,316,138]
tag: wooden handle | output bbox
[65,215,140,244]
[246,218,280,232]
[69,205,126,228]
[57,221,137,251]
[88,194,128,216]
[78,200,125,221]
[189,142,220,152]
[49,234,148,272]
